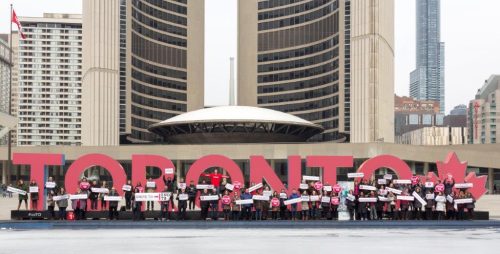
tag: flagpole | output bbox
[6,3,13,185]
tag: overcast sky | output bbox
[1,0,499,114]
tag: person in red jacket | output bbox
[202,169,229,191]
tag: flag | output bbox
[11,9,26,40]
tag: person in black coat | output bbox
[108,187,119,220]
[124,179,133,210]
[177,188,188,220]
[187,180,197,210]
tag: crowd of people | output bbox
[9,170,478,221]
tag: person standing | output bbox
[262,186,271,220]
[345,190,356,221]
[202,169,229,192]
[177,188,188,220]
[289,189,300,221]
[108,187,120,220]
[465,191,475,220]
[133,182,144,221]
[301,191,309,220]
[29,180,39,210]
[413,187,423,220]
[47,187,56,219]
[124,180,133,211]
[424,190,435,220]
[279,189,288,220]
[200,188,210,220]
[145,178,156,211]
[16,179,28,210]
[160,186,175,221]
[56,187,68,220]
[222,190,232,220]
[240,188,253,220]
[187,180,197,210]
[231,191,241,220]
[435,192,446,220]
[72,189,87,220]
[89,180,99,211]
[253,190,263,221]
[271,192,280,220]
[99,181,108,211]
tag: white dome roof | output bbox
[151,106,319,127]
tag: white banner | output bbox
[359,185,377,191]
[146,182,156,188]
[435,196,446,202]
[302,175,320,181]
[321,196,331,203]
[393,179,411,184]
[45,182,56,189]
[378,179,387,185]
[252,195,270,201]
[53,195,69,201]
[29,186,39,193]
[426,194,435,200]
[200,195,219,201]
[301,196,310,202]
[248,183,263,193]
[454,183,473,189]
[164,168,174,174]
[309,195,320,202]
[384,174,393,180]
[122,185,132,192]
[346,194,355,201]
[70,194,88,200]
[323,186,332,192]
[235,199,253,205]
[378,196,389,202]
[284,198,302,205]
[7,186,27,195]
[425,182,435,188]
[196,184,214,190]
[379,189,388,196]
[263,191,273,197]
[397,195,414,201]
[279,193,287,199]
[413,192,427,206]
[454,198,473,204]
[386,187,402,195]
[178,194,189,201]
[91,188,109,194]
[225,183,234,191]
[177,183,187,189]
[359,197,377,203]
[134,193,159,201]
[299,183,309,190]
[104,196,122,201]
[348,173,364,178]
[159,192,172,202]
[446,195,454,203]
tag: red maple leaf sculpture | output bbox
[436,152,488,199]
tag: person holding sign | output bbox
[456,191,466,220]
[146,177,156,211]
[254,189,263,220]
[444,176,455,196]
[177,188,188,220]
[108,187,120,220]
[200,188,210,220]
[47,187,56,219]
[465,191,476,220]
[309,190,320,220]
[56,187,68,220]
[330,192,340,220]
[221,190,232,220]
[435,192,446,220]
[289,189,300,221]
[133,182,144,221]
[399,189,410,220]
[424,190,435,220]
[209,189,220,220]
[231,191,241,220]
[357,193,368,221]
[124,180,133,211]
[345,190,356,221]
[16,179,28,210]
[187,180,197,210]
[99,181,109,211]
[300,191,309,220]
[271,192,280,220]
[72,188,86,220]
[29,180,39,210]
[160,186,175,221]
[446,191,456,220]
[279,189,288,220]
[163,175,176,194]
[89,180,99,211]
[262,186,271,220]
[320,191,331,220]
[240,188,253,221]
[413,187,424,220]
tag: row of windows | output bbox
[258,0,305,10]
[132,104,177,121]
[258,47,338,73]
[132,117,159,130]
[258,59,339,83]
[132,81,187,102]
[258,71,338,94]
[258,84,338,104]
[132,57,187,81]
[132,9,187,37]
[258,36,339,62]
[309,130,341,142]
[132,93,186,112]
[132,20,187,47]
[131,33,186,68]
[142,0,187,15]
[131,129,163,143]
[132,0,187,26]
[258,1,338,31]
[258,0,332,20]
[264,96,338,113]
[132,69,187,91]
[258,13,339,51]
[296,107,339,122]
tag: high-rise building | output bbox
[469,75,500,144]
[126,0,205,143]
[9,32,19,146]
[119,0,128,138]
[238,0,394,142]
[17,14,83,146]
[0,37,11,145]
[410,0,445,114]
[82,0,120,146]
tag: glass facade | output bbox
[130,0,189,142]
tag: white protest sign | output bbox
[45,182,56,188]
[284,198,302,205]
[321,196,331,203]
[122,185,132,192]
[263,191,273,197]
[384,174,393,180]
[446,195,454,203]
[348,173,364,178]
[146,182,156,188]
[386,187,402,195]
[346,194,355,201]
[134,193,159,201]
[91,188,109,194]
[397,195,414,201]
[379,189,388,196]
[235,199,253,205]
[359,185,377,191]
[53,195,69,201]
[378,196,389,202]
[454,183,473,189]
[178,194,189,201]
[200,195,219,201]
[299,184,309,190]
[196,184,214,190]
[413,192,427,206]
[164,168,174,174]
[359,198,378,203]
[309,195,320,202]
[159,192,172,201]
[454,198,473,204]
[426,194,435,200]
[70,194,88,200]
[177,183,187,189]
[323,186,332,192]
[29,186,39,193]
[425,182,435,188]
[104,196,122,201]
[248,183,263,193]
[378,179,387,185]
[225,183,234,191]
[279,193,287,199]
[252,195,270,201]
[393,179,411,184]
[435,196,446,202]
[302,175,320,181]
[301,196,310,202]
[7,186,27,196]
